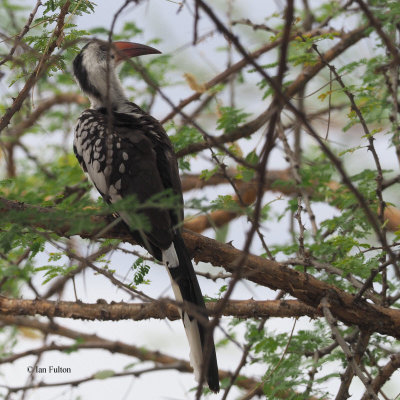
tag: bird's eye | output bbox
[99,45,107,52]
[111,54,115,59]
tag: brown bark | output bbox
[182,170,400,233]
[1,197,400,339]
[0,297,320,321]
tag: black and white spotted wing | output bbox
[73,104,182,257]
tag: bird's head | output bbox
[73,39,161,110]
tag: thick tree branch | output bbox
[2,198,400,339]
[0,296,320,321]
[182,169,400,233]
[180,168,291,194]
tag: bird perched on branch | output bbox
[72,39,219,392]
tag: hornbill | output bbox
[72,39,219,392]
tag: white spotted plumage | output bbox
[73,39,219,392]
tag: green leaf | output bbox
[216,106,251,133]
[93,370,116,379]
[131,258,151,286]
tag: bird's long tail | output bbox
[163,233,220,393]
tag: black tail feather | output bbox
[168,233,220,393]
